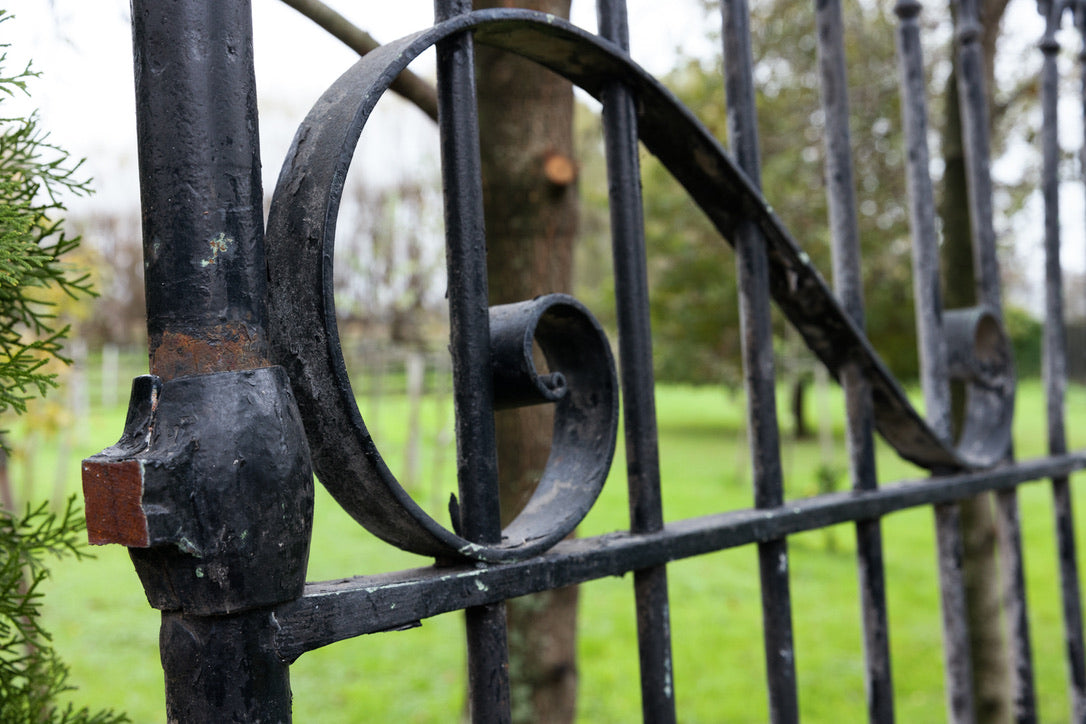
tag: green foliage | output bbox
[574,0,1038,392]
[0,499,126,724]
[638,0,926,386]
[576,0,995,386]
[0,11,120,724]
[1004,305,1042,379]
[643,144,744,387]
[0,13,92,417]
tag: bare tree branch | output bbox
[278,0,439,121]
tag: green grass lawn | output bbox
[16,358,1086,722]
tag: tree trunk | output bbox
[474,1,579,721]
[939,3,1012,719]
[790,375,810,440]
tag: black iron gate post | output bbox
[81,1,313,721]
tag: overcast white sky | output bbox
[8,0,714,216]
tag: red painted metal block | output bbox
[81,459,150,548]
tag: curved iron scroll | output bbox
[268,139,617,561]
[265,9,1014,561]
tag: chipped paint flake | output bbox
[177,536,203,557]
[458,541,484,556]
[200,232,231,267]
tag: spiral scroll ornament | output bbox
[265,9,1013,562]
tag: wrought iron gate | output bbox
[80,0,1086,721]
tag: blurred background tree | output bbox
[575,0,1038,418]
[575,0,921,442]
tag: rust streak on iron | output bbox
[151,323,270,380]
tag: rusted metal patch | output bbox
[151,323,270,380]
[81,459,149,547]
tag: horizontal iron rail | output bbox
[273,452,1086,662]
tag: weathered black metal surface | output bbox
[995,488,1038,722]
[160,609,290,724]
[86,4,313,719]
[265,11,1013,504]
[1053,474,1086,719]
[933,503,976,723]
[130,0,271,378]
[893,11,978,715]
[896,0,953,438]
[943,307,1015,460]
[953,0,1004,311]
[431,0,513,717]
[948,3,1036,694]
[486,295,618,540]
[817,0,893,718]
[272,452,1086,662]
[1043,2,1086,718]
[596,0,676,719]
[87,0,314,618]
[946,305,1037,720]
[83,367,313,615]
[721,0,798,718]
[264,194,617,561]
[427,0,512,720]
[265,20,624,563]
[433,0,501,552]
[489,299,569,410]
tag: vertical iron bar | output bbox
[160,611,292,723]
[954,1,1038,717]
[995,488,1037,722]
[894,0,952,439]
[952,0,1003,310]
[815,0,863,324]
[812,2,893,720]
[434,0,502,543]
[596,2,677,721]
[721,1,799,721]
[934,502,977,722]
[853,518,893,722]
[130,1,291,720]
[434,2,510,721]
[895,4,974,722]
[1047,3,1086,718]
[1052,473,1086,721]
